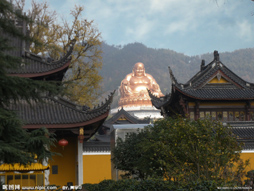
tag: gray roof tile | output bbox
[9,91,115,128]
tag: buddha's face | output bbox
[133,62,145,77]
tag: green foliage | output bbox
[245,170,254,188]
[0,0,58,164]
[82,179,219,191]
[112,116,248,186]
[112,131,149,179]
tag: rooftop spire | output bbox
[214,50,220,62]
[200,59,205,71]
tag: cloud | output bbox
[237,20,253,41]
[23,0,254,55]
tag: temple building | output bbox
[111,62,164,119]
[149,50,254,171]
[83,107,150,183]
[0,15,114,189]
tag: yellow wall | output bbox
[83,154,111,184]
[49,137,77,187]
[240,152,254,172]
[209,77,228,83]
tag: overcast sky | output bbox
[24,0,254,56]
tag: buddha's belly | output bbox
[131,85,149,93]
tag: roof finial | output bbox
[168,66,177,85]
[214,50,220,62]
[200,59,205,71]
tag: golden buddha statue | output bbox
[119,62,164,107]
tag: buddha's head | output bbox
[133,62,145,77]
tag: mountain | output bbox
[99,42,254,107]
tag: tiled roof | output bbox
[148,89,170,109]
[171,51,254,100]
[152,50,254,103]
[175,88,254,100]
[9,91,115,129]
[184,51,254,89]
[107,107,150,124]
[242,141,254,150]
[227,122,254,150]
[83,142,110,153]
[230,127,254,139]
[0,163,49,172]
[8,40,76,79]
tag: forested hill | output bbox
[100,41,254,95]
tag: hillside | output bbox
[99,42,254,107]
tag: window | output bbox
[190,112,194,120]
[205,111,210,117]
[1,173,44,191]
[211,111,216,120]
[22,175,29,187]
[7,175,13,185]
[30,174,36,187]
[250,112,254,121]
[37,174,44,186]
[191,109,250,121]
[235,112,239,121]
[52,165,58,174]
[240,111,245,121]
[217,112,222,120]
[223,111,228,121]
[200,111,204,119]
[229,112,234,121]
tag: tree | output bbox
[16,0,103,107]
[112,131,150,180]
[112,116,249,186]
[0,0,57,164]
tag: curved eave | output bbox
[175,86,254,101]
[8,59,71,78]
[148,89,167,109]
[23,111,109,129]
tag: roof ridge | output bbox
[183,50,254,89]
[89,90,115,114]
[49,96,86,112]
[24,39,76,66]
[168,66,179,86]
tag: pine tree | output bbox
[0,0,58,164]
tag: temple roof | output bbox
[9,91,115,129]
[106,107,150,124]
[148,89,170,109]
[8,40,76,81]
[168,50,254,100]
[149,50,254,109]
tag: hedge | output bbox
[82,179,218,191]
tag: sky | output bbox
[24,0,254,56]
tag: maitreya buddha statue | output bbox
[118,62,164,107]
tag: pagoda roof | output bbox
[8,40,76,81]
[149,50,254,107]
[106,107,150,124]
[9,91,115,130]
[169,51,254,100]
